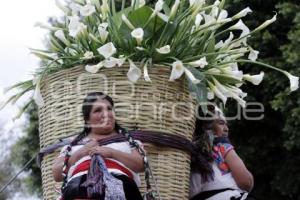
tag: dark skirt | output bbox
[62,174,143,200]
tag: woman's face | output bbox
[87,98,116,135]
[212,115,229,137]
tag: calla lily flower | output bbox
[208,81,227,105]
[103,57,124,68]
[227,86,247,98]
[83,51,94,59]
[131,28,144,45]
[243,71,264,85]
[54,30,70,46]
[188,57,208,68]
[69,3,81,15]
[68,16,87,37]
[169,0,180,20]
[98,23,109,42]
[97,42,116,59]
[127,60,142,82]
[248,48,259,61]
[189,0,205,10]
[33,80,44,107]
[34,22,61,31]
[121,14,135,30]
[143,62,151,82]
[169,61,185,81]
[156,45,170,54]
[100,0,109,19]
[85,62,103,73]
[154,0,164,13]
[184,68,201,84]
[207,91,214,100]
[229,19,250,38]
[232,7,252,20]
[283,71,299,91]
[228,89,246,107]
[55,0,70,14]
[136,47,146,51]
[202,13,216,26]
[195,14,203,28]
[255,14,277,31]
[218,10,229,21]
[80,4,96,16]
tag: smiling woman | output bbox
[52,92,144,200]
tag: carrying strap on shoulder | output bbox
[120,128,161,200]
[190,188,235,200]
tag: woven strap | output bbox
[37,130,196,165]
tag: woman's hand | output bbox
[89,146,114,158]
[80,139,99,157]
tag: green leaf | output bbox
[119,6,165,40]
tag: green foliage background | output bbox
[6,0,300,199]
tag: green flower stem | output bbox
[236,59,286,74]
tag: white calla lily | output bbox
[54,30,70,46]
[102,57,124,68]
[218,9,229,21]
[55,0,70,14]
[83,51,94,59]
[207,91,215,100]
[202,13,216,26]
[227,86,247,98]
[136,47,146,51]
[131,28,144,45]
[154,0,164,12]
[97,42,116,59]
[188,57,208,68]
[85,62,103,73]
[127,60,142,82]
[156,45,170,54]
[208,81,227,105]
[169,61,185,81]
[229,19,250,38]
[232,7,252,20]
[243,71,264,85]
[69,3,81,15]
[283,71,299,91]
[143,62,151,82]
[98,27,109,42]
[184,68,201,84]
[80,4,96,16]
[195,14,203,28]
[34,22,61,31]
[169,0,180,20]
[122,14,135,30]
[254,14,277,31]
[33,80,44,107]
[100,0,109,19]
[228,89,246,107]
[248,48,259,61]
[68,16,87,37]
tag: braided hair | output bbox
[61,92,123,189]
[191,105,225,181]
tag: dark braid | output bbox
[191,104,221,182]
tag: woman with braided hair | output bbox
[190,105,254,200]
[52,92,144,200]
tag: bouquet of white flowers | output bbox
[1,0,298,114]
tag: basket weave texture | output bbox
[39,64,196,200]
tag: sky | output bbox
[0,0,62,199]
[0,0,62,125]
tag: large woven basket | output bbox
[39,64,196,200]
